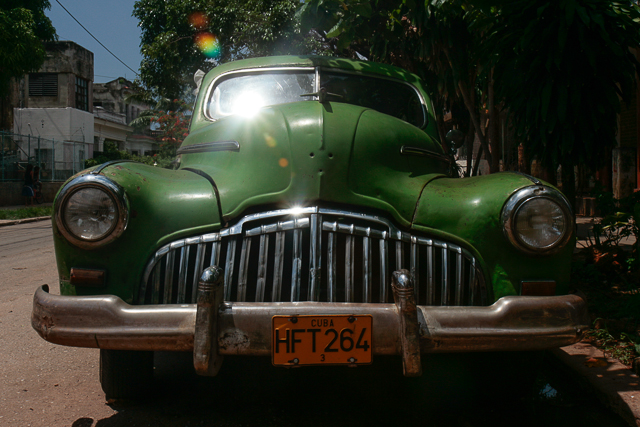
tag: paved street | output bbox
[0,221,631,426]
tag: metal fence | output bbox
[0,131,87,182]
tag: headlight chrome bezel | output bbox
[501,186,573,255]
[55,174,129,249]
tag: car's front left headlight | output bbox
[501,186,573,255]
[55,174,129,249]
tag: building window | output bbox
[75,77,89,111]
[29,73,58,97]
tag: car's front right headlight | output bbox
[55,174,129,249]
[501,186,573,255]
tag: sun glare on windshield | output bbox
[231,92,266,117]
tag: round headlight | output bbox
[502,186,573,254]
[63,187,118,240]
[55,174,129,249]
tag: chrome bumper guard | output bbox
[32,271,589,377]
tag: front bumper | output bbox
[32,279,589,356]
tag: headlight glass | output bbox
[514,198,566,249]
[63,187,118,240]
[502,186,573,255]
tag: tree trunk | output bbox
[561,155,576,211]
[441,45,492,169]
[488,71,500,173]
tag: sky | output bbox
[46,0,143,84]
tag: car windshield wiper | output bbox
[300,87,344,103]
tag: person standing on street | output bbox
[22,164,34,206]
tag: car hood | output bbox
[180,101,449,227]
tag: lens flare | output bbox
[189,12,208,30]
[195,32,221,59]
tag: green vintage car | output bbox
[32,56,588,399]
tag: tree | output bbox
[129,98,190,159]
[301,0,640,202]
[299,1,497,175]
[0,0,56,94]
[484,0,640,204]
[133,0,330,100]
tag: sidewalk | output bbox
[0,203,52,227]
[552,343,640,427]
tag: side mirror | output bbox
[445,129,465,151]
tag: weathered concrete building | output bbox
[11,41,95,176]
[93,78,155,155]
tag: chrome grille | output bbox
[138,207,487,306]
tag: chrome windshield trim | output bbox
[400,145,452,164]
[202,66,427,128]
[177,140,240,155]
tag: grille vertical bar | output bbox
[308,214,321,301]
[272,231,285,301]
[237,237,251,301]
[291,228,302,302]
[139,208,487,307]
[224,238,236,301]
[327,224,337,302]
[256,234,268,302]
[379,238,388,302]
[345,234,355,302]
[363,233,371,302]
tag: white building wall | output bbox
[13,107,94,171]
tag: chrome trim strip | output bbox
[256,234,268,302]
[224,238,236,300]
[177,140,240,155]
[455,248,463,306]
[363,234,371,303]
[441,245,449,305]
[327,225,337,302]
[291,229,302,301]
[346,235,354,302]
[380,238,388,302]
[308,214,321,301]
[237,237,251,301]
[400,145,452,165]
[273,231,285,301]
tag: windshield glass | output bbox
[206,69,425,127]
[207,71,315,120]
[320,73,424,127]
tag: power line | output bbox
[54,0,139,76]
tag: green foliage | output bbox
[584,321,639,366]
[133,0,330,99]
[589,184,640,255]
[300,0,640,184]
[85,141,178,170]
[0,206,51,220]
[0,1,56,94]
[485,0,640,174]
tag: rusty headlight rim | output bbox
[54,174,129,249]
[501,186,573,255]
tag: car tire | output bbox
[99,349,154,400]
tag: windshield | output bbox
[206,69,425,127]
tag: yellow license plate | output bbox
[272,315,373,366]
